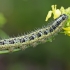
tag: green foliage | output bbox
[0,13,6,28]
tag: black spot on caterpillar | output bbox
[0,14,68,52]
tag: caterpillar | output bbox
[0,14,68,52]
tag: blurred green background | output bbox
[0,0,70,70]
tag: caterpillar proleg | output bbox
[0,14,68,52]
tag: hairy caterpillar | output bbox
[0,14,68,52]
